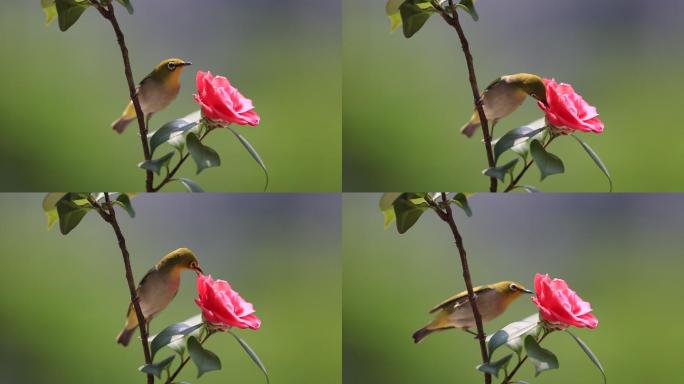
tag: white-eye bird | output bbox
[460,73,547,137]
[111,58,192,133]
[412,281,533,343]
[116,247,203,346]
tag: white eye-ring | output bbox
[509,284,518,291]
[167,62,177,71]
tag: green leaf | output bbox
[379,193,402,228]
[43,193,67,229]
[457,0,479,21]
[114,193,135,218]
[150,322,203,358]
[399,2,433,38]
[393,196,428,234]
[476,354,513,378]
[571,134,612,192]
[116,0,134,14]
[139,355,175,379]
[483,158,519,182]
[452,193,472,217]
[565,330,607,383]
[524,335,559,376]
[149,314,203,356]
[493,118,547,162]
[227,127,269,191]
[228,331,270,384]
[486,313,540,354]
[186,133,220,174]
[187,336,221,378]
[54,0,90,32]
[41,0,58,25]
[138,151,175,176]
[176,178,204,193]
[530,139,564,181]
[149,119,198,154]
[56,198,91,235]
[386,0,404,31]
[42,192,67,211]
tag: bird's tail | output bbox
[460,121,481,138]
[116,326,136,346]
[112,101,137,134]
[412,326,434,344]
[460,111,481,138]
[112,117,134,134]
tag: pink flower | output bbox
[195,274,261,330]
[537,78,604,134]
[193,71,260,127]
[531,273,598,329]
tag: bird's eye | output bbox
[167,62,177,71]
[509,284,518,291]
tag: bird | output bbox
[111,58,192,134]
[412,281,533,344]
[460,73,547,138]
[116,247,203,346]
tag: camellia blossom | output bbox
[195,274,261,330]
[193,70,260,127]
[531,273,598,329]
[537,78,604,134]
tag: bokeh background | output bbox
[0,1,340,191]
[344,193,684,383]
[0,193,341,383]
[343,0,684,191]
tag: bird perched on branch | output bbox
[460,73,547,137]
[116,247,203,346]
[111,58,192,133]
[412,281,533,343]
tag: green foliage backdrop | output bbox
[343,0,684,191]
[0,194,341,383]
[344,193,684,383]
[0,1,340,191]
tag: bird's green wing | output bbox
[483,77,503,93]
[428,285,492,313]
[124,267,156,316]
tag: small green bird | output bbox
[412,281,533,343]
[460,73,547,137]
[116,247,203,346]
[112,58,192,134]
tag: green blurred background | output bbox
[0,193,341,383]
[343,0,684,191]
[0,1,340,191]
[344,193,683,383]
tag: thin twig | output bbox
[436,1,497,192]
[97,193,154,384]
[504,135,556,192]
[501,331,550,383]
[94,2,154,192]
[165,331,213,383]
[152,129,211,192]
[427,193,491,384]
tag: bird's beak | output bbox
[180,61,192,66]
[192,265,204,275]
[522,288,534,294]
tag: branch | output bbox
[94,1,154,192]
[97,193,154,384]
[428,193,491,384]
[151,129,211,192]
[501,331,550,384]
[435,1,497,192]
